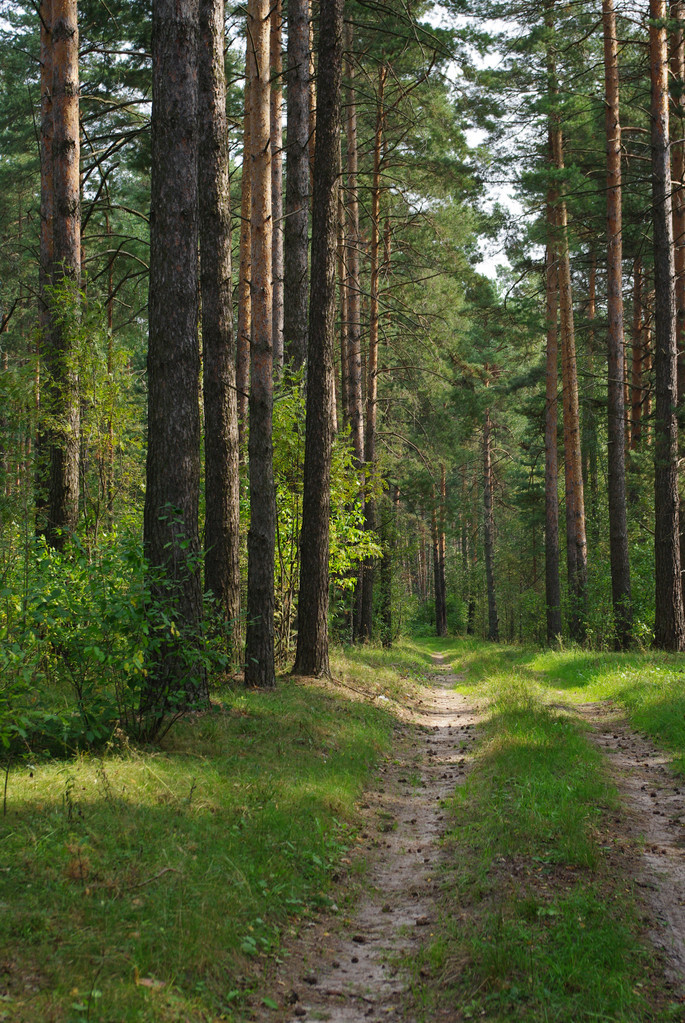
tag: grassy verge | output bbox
[444,638,685,775]
[0,643,429,1023]
[410,641,680,1022]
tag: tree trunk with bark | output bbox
[198,0,241,650]
[244,0,276,685]
[358,66,386,642]
[283,0,310,370]
[344,25,364,470]
[651,0,685,650]
[549,107,587,640]
[271,0,284,373]
[144,0,206,719]
[602,0,632,648]
[46,0,80,547]
[291,0,343,676]
[35,0,53,532]
[236,41,252,443]
[544,237,562,642]
[483,408,499,642]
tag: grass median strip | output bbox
[410,651,680,1022]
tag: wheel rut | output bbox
[578,700,685,992]
[264,654,480,1022]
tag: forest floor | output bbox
[251,645,685,1023]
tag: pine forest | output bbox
[4,0,685,1020]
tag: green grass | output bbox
[0,646,422,1023]
[410,639,680,1022]
[441,638,685,775]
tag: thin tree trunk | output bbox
[544,238,562,642]
[199,0,241,649]
[271,0,284,373]
[144,0,205,717]
[551,139,587,641]
[344,26,363,468]
[236,39,252,443]
[602,0,632,648]
[651,0,685,650]
[438,463,448,636]
[431,498,446,638]
[291,0,343,676]
[245,0,276,685]
[337,178,349,428]
[283,0,310,369]
[671,1,685,581]
[46,0,80,547]
[483,408,499,642]
[35,0,53,532]
[581,252,599,548]
[630,258,644,452]
[358,65,386,642]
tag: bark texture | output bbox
[271,0,284,372]
[198,0,241,648]
[245,0,276,686]
[602,0,632,648]
[236,41,252,442]
[483,408,499,642]
[358,66,386,642]
[36,0,53,531]
[144,0,206,712]
[651,0,685,650]
[292,0,344,676]
[344,24,364,470]
[547,32,587,641]
[544,239,562,642]
[46,0,80,546]
[283,0,310,369]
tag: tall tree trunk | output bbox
[651,0,685,650]
[245,0,276,685]
[291,0,343,676]
[483,408,499,642]
[581,252,599,548]
[438,463,448,636]
[344,26,363,469]
[283,0,310,369]
[337,178,349,428]
[358,66,386,642]
[46,0,80,547]
[236,41,252,443]
[671,1,685,581]
[271,0,284,373]
[602,0,632,648]
[431,497,446,638]
[144,0,205,717]
[547,0,587,641]
[198,0,241,650]
[630,258,644,452]
[36,0,53,533]
[544,238,562,642]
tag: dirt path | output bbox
[578,701,685,990]
[263,655,480,1022]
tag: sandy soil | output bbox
[578,700,685,991]
[258,655,480,1022]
